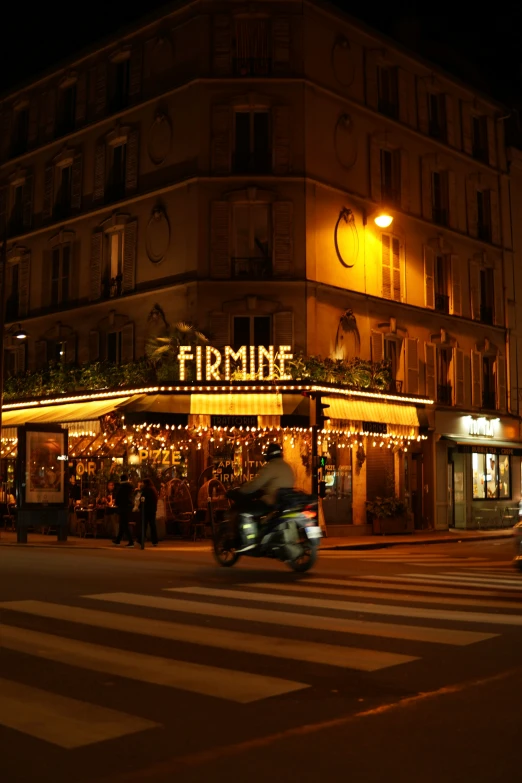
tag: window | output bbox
[58,84,76,135]
[482,355,496,409]
[51,244,71,306]
[54,164,72,218]
[233,110,271,173]
[479,267,494,325]
[110,58,130,112]
[378,67,398,119]
[233,19,271,76]
[12,107,28,156]
[472,452,510,500]
[432,171,449,226]
[5,263,19,321]
[472,115,488,163]
[381,234,401,301]
[54,341,66,363]
[233,316,271,350]
[384,338,402,390]
[3,346,25,377]
[437,347,452,404]
[107,143,127,200]
[10,184,24,233]
[105,230,124,296]
[232,203,271,278]
[428,93,446,140]
[434,254,450,313]
[477,190,492,242]
[107,331,123,364]
[380,149,401,205]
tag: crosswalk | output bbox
[1,568,521,751]
[319,547,513,568]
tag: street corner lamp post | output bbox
[362,208,394,229]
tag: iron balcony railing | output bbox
[232,257,272,279]
[435,293,450,314]
[437,384,453,405]
[480,305,494,325]
[233,58,272,76]
[482,389,497,410]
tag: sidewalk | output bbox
[0,527,513,550]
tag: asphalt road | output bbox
[1,537,520,783]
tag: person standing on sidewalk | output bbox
[113,475,135,547]
[137,478,159,547]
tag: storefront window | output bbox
[472,452,511,500]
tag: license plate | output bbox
[305,526,322,539]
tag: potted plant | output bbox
[366,496,414,535]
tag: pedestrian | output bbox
[113,474,135,547]
[136,478,159,547]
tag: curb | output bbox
[320,531,513,551]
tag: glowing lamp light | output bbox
[13,325,27,340]
[374,212,393,228]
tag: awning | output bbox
[120,394,190,414]
[455,440,522,456]
[1,397,132,428]
[324,397,419,428]
[190,393,283,416]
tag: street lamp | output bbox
[374,211,394,228]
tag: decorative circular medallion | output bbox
[332,36,356,87]
[148,112,172,165]
[146,208,170,264]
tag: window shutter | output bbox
[364,50,379,109]
[371,331,384,363]
[129,44,143,101]
[466,178,478,237]
[400,149,410,212]
[209,312,230,349]
[123,219,137,292]
[212,15,232,75]
[447,170,457,229]
[89,330,100,362]
[28,98,39,145]
[421,156,432,220]
[45,89,56,139]
[461,102,473,154]
[381,234,391,299]
[42,165,54,221]
[71,153,83,211]
[470,261,480,320]
[93,143,106,202]
[0,108,11,162]
[273,105,290,175]
[454,348,464,405]
[272,201,293,276]
[493,265,503,326]
[424,245,435,309]
[89,231,103,301]
[210,201,230,278]
[35,340,48,370]
[273,17,291,72]
[486,116,497,168]
[445,95,455,146]
[22,173,33,230]
[125,129,139,194]
[405,337,419,394]
[120,323,135,363]
[398,69,413,126]
[75,72,87,126]
[65,334,77,365]
[95,62,107,116]
[370,138,381,201]
[489,188,500,245]
[424,342,437,401]
[18,252,30,318]
[16,343,27,374]
[391,237,401,301]
[417,78,429,133]
[496,354,507,413]
[273,311,294,350]
[211,105,231,174]
[471,350,482,408]
[0,185,6,230]
[451,254,461,316]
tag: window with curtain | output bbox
[472,452,511,500]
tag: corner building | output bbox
[1,0,520,535]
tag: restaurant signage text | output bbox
[177,345,293,381]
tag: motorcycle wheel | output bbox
[288,541,318,573]
[213,529,240,567]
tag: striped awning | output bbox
[324,397,420,428]
[1,397,132,428]
[190,393,283,416]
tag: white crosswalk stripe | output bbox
[1,571,518,749]
[319,549,508,568]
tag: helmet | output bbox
[265,443,283,461]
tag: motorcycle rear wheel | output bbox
[288,541,318,572]
[213,529,240,567]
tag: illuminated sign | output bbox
[211,415,257,428]
[138,449,180,465]
[469,417,497,438]
[177,345,293,381]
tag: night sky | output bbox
[1,1,520,104]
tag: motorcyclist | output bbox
[231,443,295,552]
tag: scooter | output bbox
[211,489,322,573]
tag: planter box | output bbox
[372,515,414,535]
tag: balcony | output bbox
[480,305,494,325]
[232,257,272,279]
[429,121,445,141]
[478,223,492,242]
[435,293,450,314]
[432,207,448,227]
[103,275,123,299]
[378,99,398,119]
[106,181,126,203]
[232,150,272,175]
[437,384,453,405]
[233,58,272,77]
[482,389,497,410]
